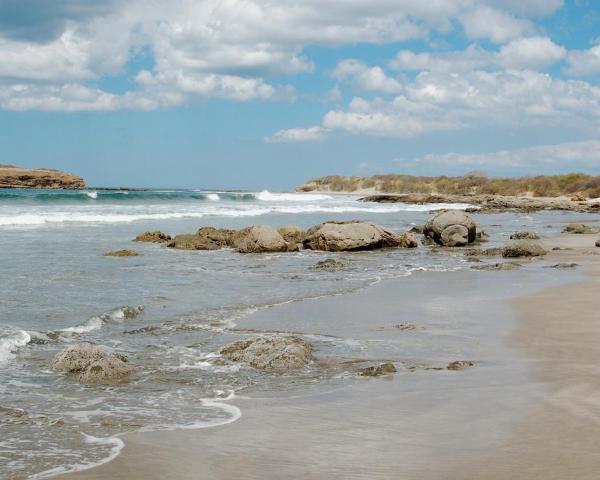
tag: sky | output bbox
[1,0,600,189]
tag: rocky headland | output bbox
[0,165,85,189]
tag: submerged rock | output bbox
[464,247,504,258]
[359,363,397,377]
[303,221,416,251]
[424,211,477,247]
[510,231,540,240]
[563,223,598,234]
[310,258,349,271]
[277,225,307,245]
[166,234,221,250]
[134,231,172,243]
[502,240,547,258]
[104,249,139,257]
[51,343,135,383]
[545,263,579,269]
[471,262,521,271]
[235,225,297,253]
[447,360,474,371]
[220,335,312,372]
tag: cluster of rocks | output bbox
[134,221,419,254]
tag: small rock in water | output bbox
[471,262,521,271]
[563,223,598,234]
[51,343,135,384]
[134,231,172,243]
[502,240,547,258]
[510,231,540,240]
[596,239,600,247]
[359,363,397,377]
[446,361,474,371]
[394,323,416,331]
[220,335,312,372]
[545,263,579,269]
[104,249,139,257]
[311,258,349,271]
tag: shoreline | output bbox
[53,233,600,480]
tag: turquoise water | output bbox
[0,188,590,478]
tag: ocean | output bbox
[0,188,589,478]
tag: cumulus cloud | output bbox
[265,126,329,143]
[460,6,535,44]
[332,60,403,94]
[566,44,600,76]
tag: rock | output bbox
[303,221,416,251]
[277,225,307,245]
[310,258,349,271]
[545,263,579,269]
[51,343,135,383]
[166,234,221,250]
[235,225,297,253]
[220,335,312,372]
[510,231,540,240]
[447,360,474,371]
[134,231,172,243]
[0,165,85,189]
[596,239,600,247]
[359,363,397,377]
[563,223,597,234]
[196,227,238,247]
[424,211,477,247]
[104,249,139,257]
[409,225,424,234]
[471,262,521,271]
[475,226,488,242]
[502,240,547,258]
[571,193,586,202]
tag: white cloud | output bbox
[311,70,600,138]
[265,126,329,143]
[460,6,535,44]
[497,36,566,69]
[332,60,403,94]
[419,140,600,170]
[566,44,600,76]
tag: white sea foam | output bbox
[30,434,125,479]
[58,306,143,336]
[206,193,220,201]
[86,191,98,199]
[256,190,333,201]
[0,328,31,365]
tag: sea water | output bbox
[0,188,590,478]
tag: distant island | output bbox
[297,173,600,199]
[0,165,85,189]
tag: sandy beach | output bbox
[53,233,600,480]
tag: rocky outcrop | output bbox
[502,240,547,258]
[424,211,477,247]
[0,166,85,189]
[303,221,417,251]
[277,225,307,245]
[235,225,298,253]
[104,249,139,257]
[134,231,172,243]
[510,231,540,240]
[359,363,397,376]
[447,361,474,371]
[51,343,135,383]
[220,335,313,372]
[196,227,239,247]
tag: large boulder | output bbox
[196,227,238,247]
[502,240,547,258]
[235,225,297,253]
[220,335,312,372]
[134,231,171,243]
[303,221,417,251]
[51,343,135,384]
[424,211,477,247]
[166,234,221,250]
[277,225,307,245]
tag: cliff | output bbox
[0,165,85,189]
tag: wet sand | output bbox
[58,234,600,480]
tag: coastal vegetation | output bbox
[299,173,600,198]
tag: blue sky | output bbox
[1,0,600,189]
